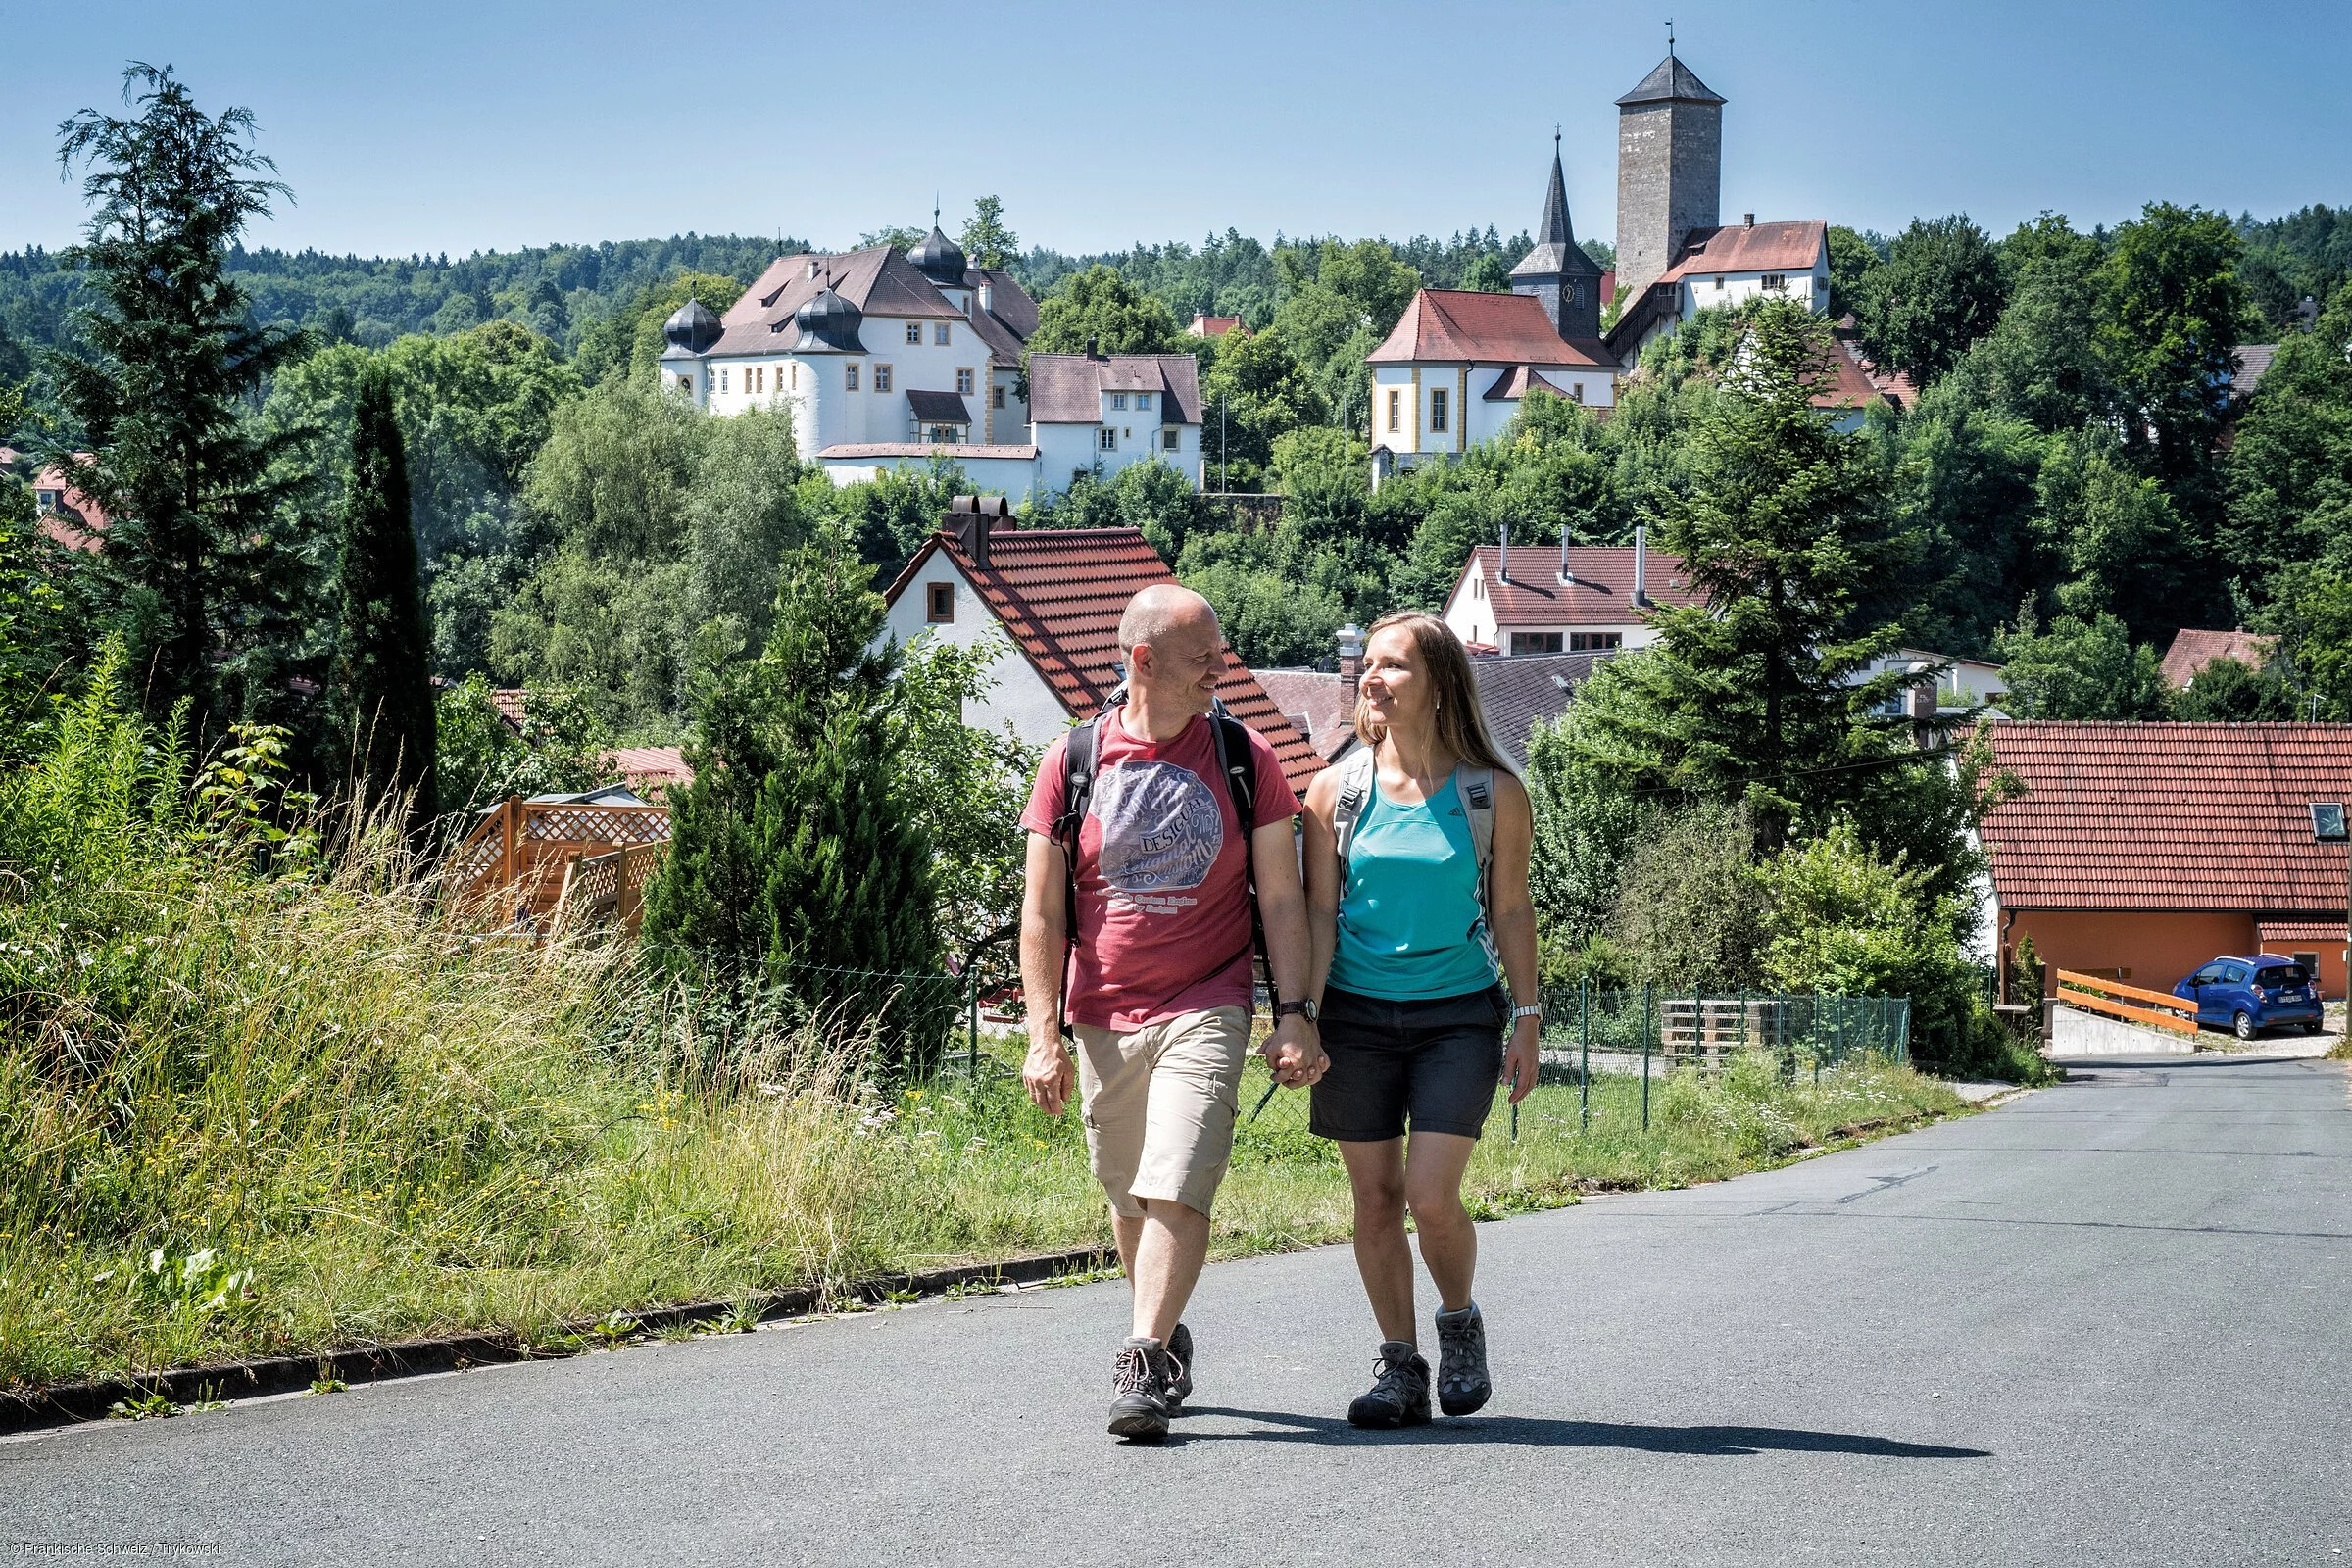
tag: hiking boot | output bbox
[1347,1340,1432,1429]
[1165,1321,1194,1414]
[1435,1302,1492,1416]
[1107,1337,1175,1442]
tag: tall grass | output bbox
[0,661,1970,1390]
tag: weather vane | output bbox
[1666,19,1676,55]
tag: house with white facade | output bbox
[1440,530,1702,657]
[1368,147,1618,486]
[877,498,1320,791]
[657,226,1048,496]
[1027,350,1204,492]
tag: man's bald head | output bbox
[1118,584,1226,722]
[1117,583,1217,658]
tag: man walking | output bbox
[1019,583,1322,1443]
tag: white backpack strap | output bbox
[1330,747,1379,877]
[1455,766,1501,978]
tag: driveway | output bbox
[6,1054,2348,1567]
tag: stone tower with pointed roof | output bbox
[1509,143,1605,341]
[1613,48,1725,304]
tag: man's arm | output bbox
[1019,831,1076,1114]
[1252,815,1325,1087]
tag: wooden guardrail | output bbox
[2055,968,2199,1036]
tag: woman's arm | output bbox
[1300,767,1342,1009]
[1489,772,1542,1104]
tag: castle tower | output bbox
[1509,140,1605,341]
[1612,48,1725,302]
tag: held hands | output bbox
[1263,1015,1328,1090]
[1501,1015,1541,1105]
[1023,1032,1075,1115]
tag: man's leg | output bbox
[1111,1212,1144,1281]
[1129,1197,1210,1343]
[1402,1130,1482,1312]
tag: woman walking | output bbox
[1298,612,1541,1427]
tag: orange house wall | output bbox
[2004,909,2347,1001]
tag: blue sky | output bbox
[4,0,2346,260]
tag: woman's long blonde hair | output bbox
[1351,612,1517,775]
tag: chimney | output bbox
[1497,521,1512,583]
[1558,533,1573,586]
[1743,213,1755,227]
[1337,623,1366,709]
[977,280,994,315]
[1632,524,1649,605]
[1907,660,1937,736]
[949,494,1008,567]
[1085,335,1100,361]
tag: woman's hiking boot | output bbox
[1107,1337,1177,1442]
[1434,1302,1492,1416]
[1347,1341,1432,1429]
[1165,1321,1194,1413]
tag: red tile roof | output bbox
[1832,318,1917,410]
[883,524,1323,794]
[1463,545,1706,626]
[1255,668,1356,760]
[604,745,694,795]
[2160,628,2277,691]
[2258,918,2344,944]
[1187,314,1246,337]
[24,458,108,553]
[1481,365,1598,402]
[1659,220,1828,281]
[1981,721,2352,913]
[1368,289,1616,368]
[491,688,529,732]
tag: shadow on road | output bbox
[1171,1409,1989,1458]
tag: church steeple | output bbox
[1509,138,1603,342]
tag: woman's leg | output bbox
[1336,1137,1416,1344]
[1401,1130,1481,1313]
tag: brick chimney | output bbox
[1337,622,1366,709]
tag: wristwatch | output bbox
[1511,1004,1544,1023]
[1274,998,1320,1024]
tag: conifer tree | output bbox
[642,541,946,1071]
[331,362,435,827]
[42,65,309,739]
[1568,300,1919,852]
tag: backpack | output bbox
[1049,689,1263,1039]
[1329,745,1500,974]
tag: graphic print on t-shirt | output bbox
[1091,760,1223,913]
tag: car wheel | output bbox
[2233,1009,2256,1041]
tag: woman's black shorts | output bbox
[1310,983,1509,1143]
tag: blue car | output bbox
[2173,955,2325,1041]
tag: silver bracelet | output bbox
[1511,1004,1543,1022]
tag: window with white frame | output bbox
[1111,393,1127,411]
[1099,428,1117,452]
[846,363,860,391]
[1762,273,1787,292]
[1136,392,1152,412]
[1387,389,1401,432]
[934,323,952,345]
[719,368,729,392]
[905,321,921,345]
[956,368,974,395]
[1429,387,1448,433]
[1568,631,1622,652]
[875,364,893,392]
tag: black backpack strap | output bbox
[1050,708,1109,1040]
[1207,706,1268,995]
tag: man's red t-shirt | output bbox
[1021,711,1300,1032]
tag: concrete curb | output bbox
[0,1245,1116,1437]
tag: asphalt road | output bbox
[7,1052,2349,1568]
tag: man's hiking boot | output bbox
[1165,1321,1194,1413]
[1347,1340,1432,1429]
[1107,1337,1176,1442]
[1435,1302,1492,1416]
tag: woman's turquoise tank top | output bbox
[1327,769,1500,1001]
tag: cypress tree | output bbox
[42,65,308,739]
[642,542,947,1071]
[331,362,435,828]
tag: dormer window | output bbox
[806,260,820,279]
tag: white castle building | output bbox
[659,224,1201,502]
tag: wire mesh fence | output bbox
[650,949,1913,1146]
